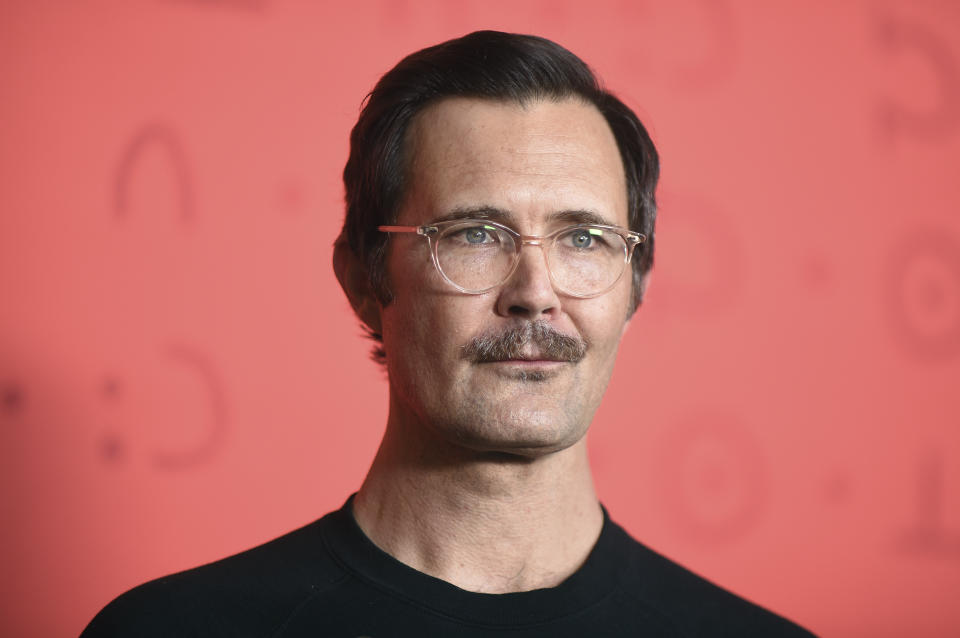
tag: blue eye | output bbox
[461,226,498,244]
[570,230,593,248]
[466,228,487,243]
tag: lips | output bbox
[494,347,567,362]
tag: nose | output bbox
[494,243,562,320]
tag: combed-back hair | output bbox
[340,30,659,358]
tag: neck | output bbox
[352,403,603,594]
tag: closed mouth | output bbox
[484,357,568,364]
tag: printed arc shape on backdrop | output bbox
[875,12,960,142]
[114,122,195,224]
[152,343,228,469]
[101,121,227,469]
[98,344,228,470]
[897,449,960,558]
[885,228,960,362]
[658,413,766,543]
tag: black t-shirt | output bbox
[81,496,815,637]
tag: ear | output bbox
[333,235,383,335]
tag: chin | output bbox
[445,408,590,459]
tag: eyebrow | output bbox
[432,206,616,227]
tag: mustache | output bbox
[461,320,588,363]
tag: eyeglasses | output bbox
[378,218,645,298]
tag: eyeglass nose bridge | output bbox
[517,236,546,248]
[498,235,560,291]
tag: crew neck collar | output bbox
[319,494,631,627]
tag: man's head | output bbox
[334,31,659,457]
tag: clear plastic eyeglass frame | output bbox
[378,218,646,298]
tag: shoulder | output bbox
[606,521,816,637]
[80,515,348,638]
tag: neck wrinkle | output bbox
[352,401,603,594]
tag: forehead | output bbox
[401,97,629,228]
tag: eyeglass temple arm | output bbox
[378,225,438,236]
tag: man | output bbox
[82,31,814,637]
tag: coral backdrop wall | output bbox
[2,1,959,636]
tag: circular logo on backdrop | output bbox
[658,412,766,543]
[885,228,960,362]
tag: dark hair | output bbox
[340,30,658,355]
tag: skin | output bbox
[335,96,636,593]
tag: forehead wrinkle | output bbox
[441,153,619,193]
[403,97,629,227]
[423,167,623,227]
[413,110,616,170]
[432,206,616,229]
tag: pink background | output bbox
[3,1,960,636]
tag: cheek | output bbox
[381,292,492,419]
[382,278,490,372]
[577,286,632,368]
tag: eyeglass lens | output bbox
[434,222,627,295]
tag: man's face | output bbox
[379,97,633,458]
